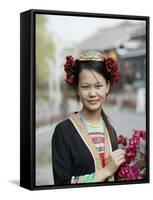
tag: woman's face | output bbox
[77,69,110,112]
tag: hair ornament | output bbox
[105,57,119,85]
[64,51,119,86]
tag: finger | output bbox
[112,149,125,156]
[114,148,125,153]
[116,154,125,161]
[110,155,125,166]
[108,151,125,163]
[117,149,125,155]
[118,158,126,166]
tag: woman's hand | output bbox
[105,149,126,177]
[97,149,125,182]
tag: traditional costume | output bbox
[52,111,118,185]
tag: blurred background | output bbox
[35,14,146,186]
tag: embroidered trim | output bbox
[71,176,80,184]
[69,112,114,182]
[69,113,102,173]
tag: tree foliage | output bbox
[36,15,55,99]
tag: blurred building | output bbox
[71,21,146,111]
[75,21,146,85]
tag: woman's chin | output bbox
[85,103,102,112]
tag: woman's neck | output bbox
[80,108,102,125]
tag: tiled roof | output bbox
[76,21,145,52]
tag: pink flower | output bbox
[118,165,143,180]
[118,166,129,179]
[133,129,141,138]
[125,146,137,163]
[117,129,146,181]
[140,130,146,141]
[118,135,127,146]
[129,136,140,148]
[132,129,146,141]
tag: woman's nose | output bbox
[88,88,96,96]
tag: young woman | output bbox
[52,51,125,185]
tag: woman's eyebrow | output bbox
[80,81,103,85]
[80,82,90,84]
[96,81,103,84]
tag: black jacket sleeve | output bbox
[52,123,72,185]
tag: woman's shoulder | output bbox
[55,118,72,130]
[53,117,75,138]
[52,117,76,144]
[55,112,79,130]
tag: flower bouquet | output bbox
[117,129,146,181]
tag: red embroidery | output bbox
[99,153,105,167]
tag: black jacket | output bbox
[52,118,118,185]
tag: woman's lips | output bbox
[87,100,100,104]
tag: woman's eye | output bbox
[81,86,89,89]
[96,85,103,88]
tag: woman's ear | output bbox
[106,82,110,94]
[76,86,80,96]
